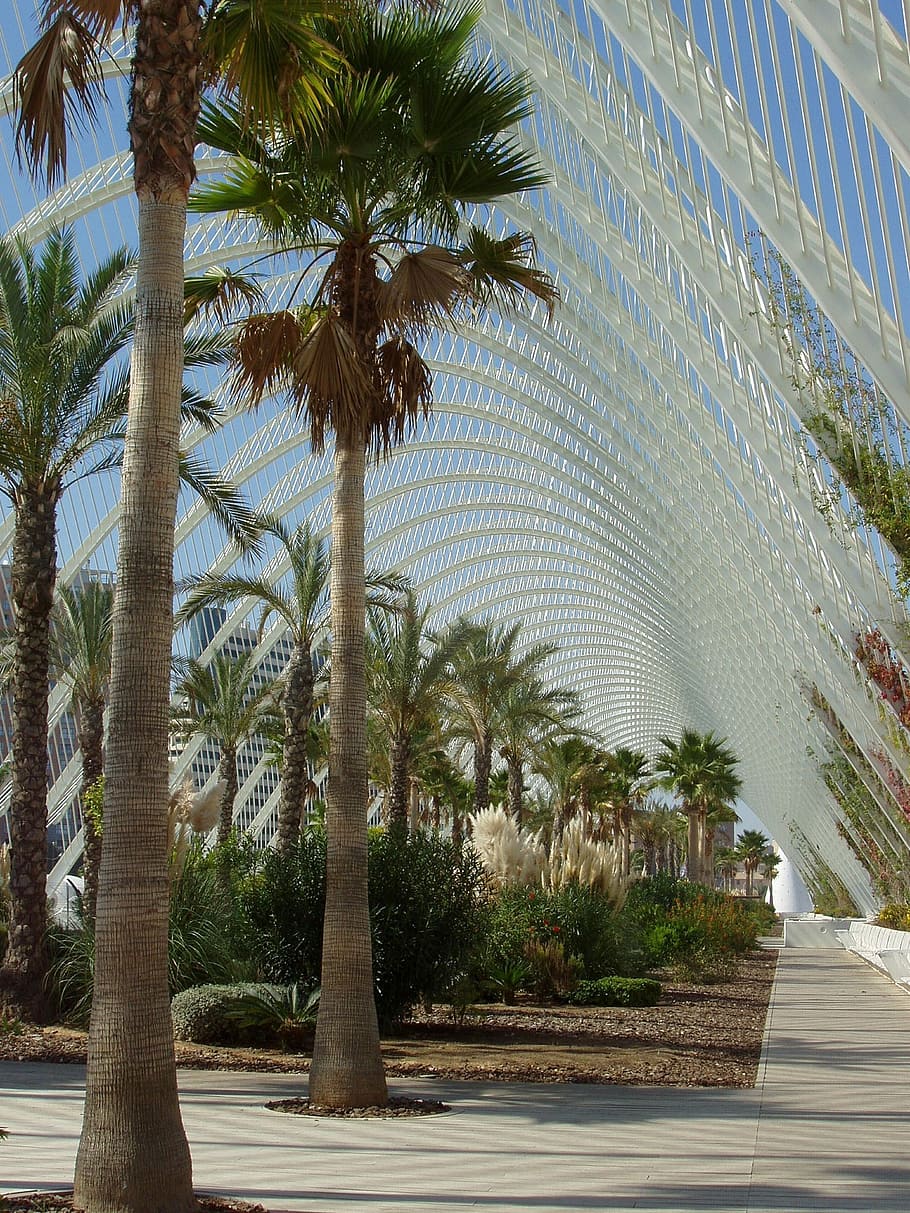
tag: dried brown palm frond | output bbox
[232,309,305,406]
[13,10,108,186]
[372,336,433,454]
[378,246,469,332]
[291,311,371,450]
[184,267,266,325]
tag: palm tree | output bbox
[655,729,742,885]
[14,2,336,1205]
[532,733,594,841]
[736,828,772,898]
[51,579,115,924]
[494,678,578,828]
[0,230,131,1020]
[714,844,740,894]
[703,800,740,888]
[172,651,276,845]
[0,227,257,1022]
[192,3,555,1109]
[417,747,473,840]
[178,520,402,852]
[633,802,685,876]
[443,619,558,818]
[602,748,650,879]
[366,590,454,830]
[761,849,781,908]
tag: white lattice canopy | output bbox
[2,0,910,912]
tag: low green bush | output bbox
[224,984,320,1051]
[566,976,662,1007]
[625,875,765,970]
[473,881,641,999]
[171,982,285,1045]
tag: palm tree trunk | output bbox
[0,486,57,1022]
[686,808,700,883]
[702,811,715,887]
[621,806,632,878]
[472,728,493,814]
[388,732,411,829]
[74,195,197,1213]
[216,744,238,846]
[276,642,313,854]
[506,757,524,827]
[309,430,386,1109]
[408,777,420,832]
[78,698,105,926]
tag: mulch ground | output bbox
[0,1198,273,1213]
[0,949,776,1089]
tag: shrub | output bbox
[523,937,580,998]
[368,828,486,1025]
[224,984,320,1051]
[483,959,530,1004]
[168,849,242,991]
[48,845,246,1025]
[172,984,239,1044]
[875,903,910,931]
[236,831,326,987]
[625,876,764,969]
[171,982,284,1045]
[566,976,662,1007]
[474,880,639,997]
[236,828,486,1026]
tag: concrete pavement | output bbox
[2,947,909,1211]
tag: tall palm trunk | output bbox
[74,2,202,1202]
[620,806,632,878]
[0,486,58,1021]
[686,806,700,883]
[216,743,238,846]
[388,733,411,828]
[702,811,716,887]
[276,642,313,853]
[506,756,524,827]
[472,727,492,814]
[78,698,105,926]
[309,430,386,1108]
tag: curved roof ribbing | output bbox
[1,0,910,910]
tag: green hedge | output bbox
[565,976,662,1007]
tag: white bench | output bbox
[834,921,910,987]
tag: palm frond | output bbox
[291,311,371,451]
[13,11,109,187]
[461,227,558,318]
[178,452,265,555]
[232,309,305,407]
[378,246,468,331]
[184,267,267,325]
[202,0,340,133]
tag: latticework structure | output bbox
[2,1,910,912]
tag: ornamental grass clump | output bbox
[469,807,627,906]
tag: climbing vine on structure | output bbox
[756,248,910,594]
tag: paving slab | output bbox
[1,947,909,1211]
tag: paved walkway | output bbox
[2,947,909,1211]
